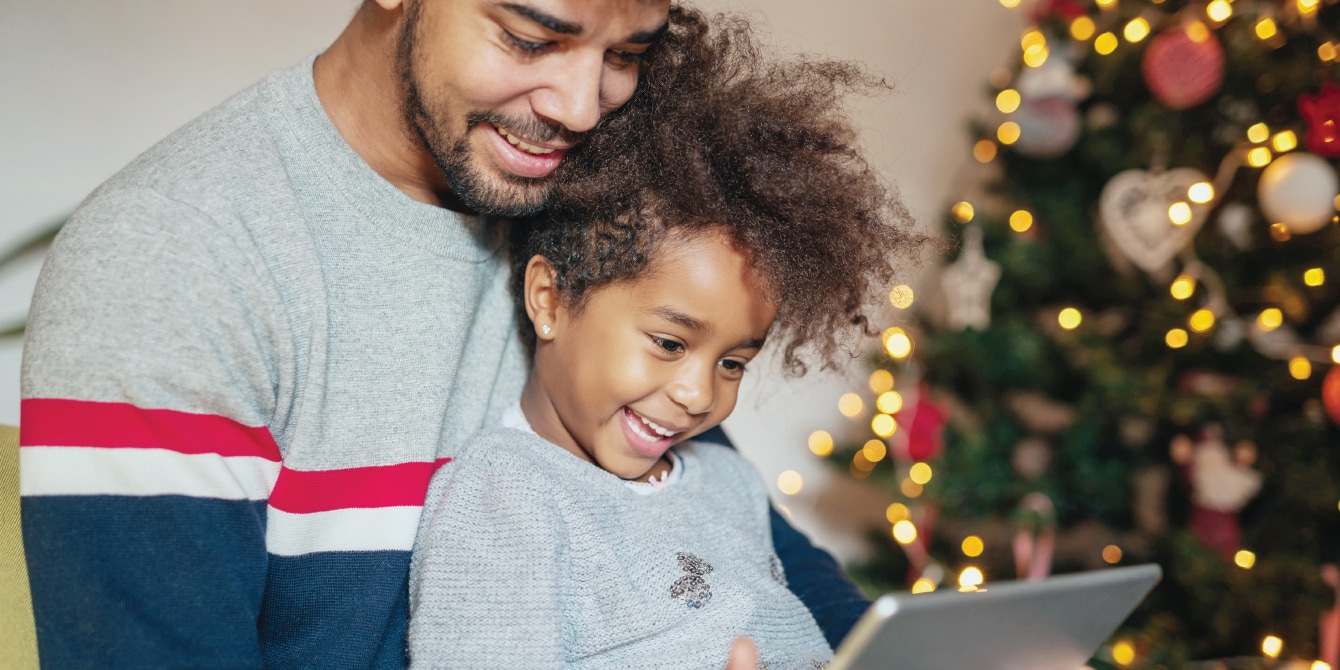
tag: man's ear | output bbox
[524,255,561,341]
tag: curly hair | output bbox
[510,6,925,375]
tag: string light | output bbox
[1270,223,1293,242]
[838,392,864,417]
[958,567,985,590]
[777,470,804,495]
[872,413,898,438]
[1332,344,1340,364]
[1289,357,1312,380]
[952,201,975,223]
[1021,29,1045,52]
[1095,32,1119,55]
[909,462,933,485]
[1095,0,1117,8]
[999,0,1020,6]
[893,520,918,544]
[1186,21,1211,43]
[1262,635,1283,658]
[1023,45,1050,68]
[886,502,909,523]
[1321,42,1338,62]
[1168,201,1193,226]
[1206,0,1232,22]
[901,478,924,498]
[808,430,834,457]
[1123,18,1150,43]
[974,139,998,163]
[962,536,984,557]
[996,89,1021,114]
[1058,307,1082,330]
[876,391,904,414]
[1166,328,1189,349]
[1248,123,1270,143]
[1306,268,1327,287]
[1258,308,1284,331]
[1103,545,1123,564]
[863,439,888,463]
[911,578,936,594]
[869,369,894,394]
[1010,210,1034,232]
[1171,275,1196,300]
[1272,130,1298,153]
[1236,550,1257,569]
[884,328,913,359]
[1112,640,1136,667]
[1312,662,1331,670]
[1248,147,1273,167]
[1070,16,1096,41]
[1189,309,1215,332]
[1255,17,1278,40]
[998,121,1022,145]
[889,285,915,309]
[1299,0,1320,16]
[1188,182,1215,204]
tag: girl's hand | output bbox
[725,637,758,670]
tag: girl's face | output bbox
[521,228,777,480]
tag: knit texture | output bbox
[409,427,833,670]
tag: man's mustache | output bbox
[466,111,585,147]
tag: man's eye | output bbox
[651,336,684,354]
[502,30,551,54]
[605,50,645,67]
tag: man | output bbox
[19,1,868,667]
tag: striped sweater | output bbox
[18,53,868,669]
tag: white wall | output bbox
[0,0,1020,562]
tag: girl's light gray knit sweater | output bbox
[407,425,834,669]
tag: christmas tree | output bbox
[823,0,1340,666]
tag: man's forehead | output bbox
[494,0,669,42]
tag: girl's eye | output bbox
[718,359,748,374]
[651,336,684,354]
[502,30,551,54]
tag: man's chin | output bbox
[438,163,553,217]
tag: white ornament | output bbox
[1190,435,1261,513]
[1257,152,1339,235]
[1099,168,1213,273]
[941,226,1001,331]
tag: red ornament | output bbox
[1141,24,1225,110]
[1299,85,1340,158]
[1030,0,1086,22]
[892,388,948,462]
[1324,366,1340,428]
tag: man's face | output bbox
[396,0,670,216]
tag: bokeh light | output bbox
[1248,123,1270,143]
[1166,328,1189,349]
[1123,17,1150,42]
[872,413,898,438]
[884,328,913,359]
[1262,634,1282,658]
[909,462,933,485]
[1171,275,1195,300]
[973,139,998,163]
[962,536,984,557]
[958,567,984,589]
[1273,130,1298,152]
[1070,16,1096,41]
[998,121,1021,145]
[1094,32,1118,55]
[1187,182,1215,204]
[1112,641,1136,666]
[1305,268,1325,287]
[838,392,864,418]
[1189,309,1215,332]
[1248,146,1273,167]
[1257,308,1283,331]
[893,520,918,544]
[1290,357,1312,380]
[1103,545,1123,564]
[911,578,936,594]
[951,201,975,223]
[807,430,834,457]
[868,369,894,394]
[1058,307,1082,330]
[996,89,1021,114]
[1235,550,1257,569]
[777,470,804,495]
[1255,17,1278,40]
[885,502,910,524]
[862,439,888,463]
[1009,210,1034,233]
[876,391,904,414]
[1168,202,1193,226]
[889,285,915,309]
[1206,0,1232,22]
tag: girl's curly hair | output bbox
[510,6,925,375]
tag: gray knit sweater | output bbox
[408,420,834,669]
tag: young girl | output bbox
[407,12,921,669]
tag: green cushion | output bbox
[1,424,38,669]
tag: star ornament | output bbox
[941,226,1001,331]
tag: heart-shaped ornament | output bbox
[1099,168,1212,274]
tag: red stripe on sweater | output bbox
[20,398,282,461]
[268,459,451,513]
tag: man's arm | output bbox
[20,188,280,667]
[694,426,869,647]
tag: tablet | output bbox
[828,563,1162,670]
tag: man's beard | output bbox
[395,2,575,216]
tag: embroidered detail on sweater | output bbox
[769,554,787,587]
[670,553,714,609]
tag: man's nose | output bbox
[532,51,604,135]
[668,363,715,416]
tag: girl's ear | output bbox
[524,255,561,341]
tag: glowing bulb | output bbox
[962,536,984,557]
[1258,308,1283,331]
[1021,29,1046,52]
[996,89,1021,114]
[1322,42,1338,62]
[1009,209,1034,232]
[889,285,915,309]
[1236,550,1257,569]
[1058,307,1082,331]
[1070,16,1096,41]
[1189,309,1215,332]
[1248,123,1270,143]
[909,462,933,485]
[838,393,864,418]
[900,478,924,498]
[1256,17,1278,40]
[1273,130,1298,152]
[1023,45,1050,68]
[1332,344,1340,364]
[951,201,975,223]
[1314,661,1332,670]
[998,121,1021,145]
[862,439,888,463]
[1095,32,1119,55]
[1271,223,1292,242]
[911,578,936,594]
[876,391,904,414]
[973,139,998,163]
[893,520,918,544]
[1299,0,1320,15]
[1171,275,1195,300]
[869,369,894,394]
[1188,182,1214,204]
[1206,0,1232,22]
[1186,21,1210,43]
[1166,328,1189,349]
[999,0,1020,6]
[1095,0,1117,8]
[1168,201,1193,226]
[1305,268,1325,286]
[1112,641,1136,666]
[777,470,804,495]
[872,413,898,438]
[884,328,913,359]
[1102,545,1123,564]
[1123,18,1150,43]
[958,567,984,589]
[1248,147,1273,167]
[886,502,909,523]
[1262,634,1282,657]
[807,430,834,457]
[1289,357,1312,380]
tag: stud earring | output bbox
[541,324,552,336]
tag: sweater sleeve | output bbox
[408,446,568,669]
[20,187,282,668]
